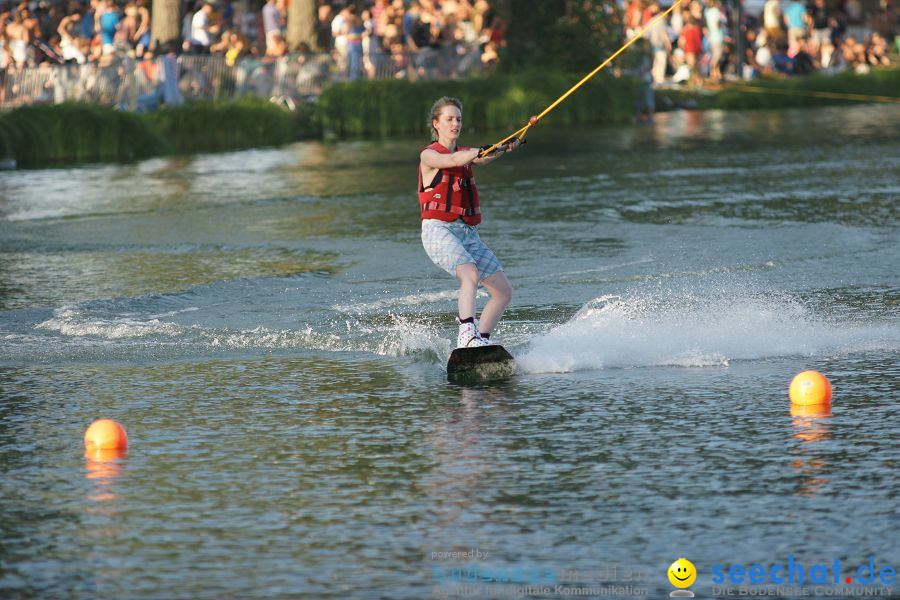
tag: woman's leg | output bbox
[455,262,479,320]
[478,271,512,336]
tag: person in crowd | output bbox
[262,0,282,56]
[763,0,784,43]
[98,0,120,55]
[679,14,702,84]
[842,34,869,71]
[783,0,811,46]
[57,11,86,63]
[0,11,9,72]
[646,1,671,83]
[755,30,775,74]
[21,6,41,42]
[480,39,498,68]
[772,39,795,73]
[401,1,419,48]
[265,29,285,57]
[625,0,645,38]
[634,39,655,122]
[791,35,815,74]
[808,0,830,58]
[331,3,350,55]
[134,0,150,57]
[704,0,724,82]
[820,38,843,70]
[81,0,96,40]
[865,31,891,65]
[344,5,364,80]
[118,3,140,53]
[190,0,218,53]
[316,0,332,49]
[8,8,32,67]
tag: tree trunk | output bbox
[287,0,318,52]
[151,0,182,50]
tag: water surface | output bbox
[1,105,899,599]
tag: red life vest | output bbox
[418,142,481,226]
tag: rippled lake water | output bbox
[1,106,899,599]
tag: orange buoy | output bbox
[529,115,539,126]
[84,419,128,451]
[789,370,832,406]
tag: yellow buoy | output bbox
[84,419,128,451]
[789,370,832,406]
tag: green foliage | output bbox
[293,100,321,139]
[10,66,893,169]
[657,68,900,111]
[717,68,900,109]
[501,0,625,74]
[316,72,640,138]
[543,2,627,74]
[146,96,297,154]
[0,98,299,167]
[0,103,169,166]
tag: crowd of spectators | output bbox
[2,0,897,97]
[0,0,504,80]
[0,0,151,67]
[629,0,897,84]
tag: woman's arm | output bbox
[420,146,481,169]
[57,15,72,39]
[135,8,150,38]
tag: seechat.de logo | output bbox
[711,556,896,585]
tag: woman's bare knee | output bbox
[456,263,479,288]
[485,272,512,303]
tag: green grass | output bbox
[0,98,298,167]
[0,103,169,167]
[4,67,895,168]
[315,72,640,137]
[144,97,299,154]
[656,67,900,111]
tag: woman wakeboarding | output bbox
[418,96,521,349]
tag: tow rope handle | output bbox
[478,138,527,158]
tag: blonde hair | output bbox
[428,96,462,141]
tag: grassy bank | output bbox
[2,67,896,168]
[0,97,298,168]
[0,103,168,167]
[0,72,639,168]
[144,97,300,154]
[315,71,640,137]
[656,67,900,111]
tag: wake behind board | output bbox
[447,345,516,382]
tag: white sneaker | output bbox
[457,320,489,348]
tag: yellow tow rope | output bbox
[479,0,686,156]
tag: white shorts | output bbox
[421,219,503,280]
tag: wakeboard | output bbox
[447,345,517,382]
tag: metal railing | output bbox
[0,44,486,111]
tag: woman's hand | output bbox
[473,139,524,165]
[504,139,523,152]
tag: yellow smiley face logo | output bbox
[668,558,697,588]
